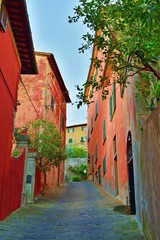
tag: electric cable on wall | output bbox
[20,78,40,118]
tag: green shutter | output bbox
[87,127,90,142]
[109,95,113,120]
[50,95,54,111]
[92,154,94,171]
[103,156,106,174]
[72,128,74,132]
[98,167,101,184]
[112,83,116,109]
[103,119,106,141]
[91,117,93,131]
[69,138,72,143]
[95,144,98,161]
[95,101,98,119]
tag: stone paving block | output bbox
[0,182,146,240]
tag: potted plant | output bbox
[14,127,29,141]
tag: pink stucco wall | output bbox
[87,57,137,204]
[15,54,67,194]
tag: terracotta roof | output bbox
[67,123,87,128]
[35,52,71,103]
[5,0,37,74]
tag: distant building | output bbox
[15,51,71,194]
[65,123,88,181]
[66,123,87,150]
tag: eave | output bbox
[5,0,37,74]
[84,42,98,99]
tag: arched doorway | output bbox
[127,132,136,214]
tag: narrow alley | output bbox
[0,182,145,240]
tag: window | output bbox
[109,82,116,120]
[95,144,98,162]
[61,116,65,131]
[109,95,113,120]
[92,154,94,172]
[113,135,117,158]
[68,138,72,143]
[50,95,54,111]
[103,156,106,174]
[87,127,90,142]
[112,83,116,109]
[120,56,130,97]
[81,126,86,131]
[0,3,8,32]
[80,136,87,143]
[67,128,74,133]
[91,117,94,133]
[88,153,90,163]
[93,68,98,81]
[95,101,98,120]
[98,166,101,184]
[82,126,87,131]
[103,119,106,143]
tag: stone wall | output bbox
[65,158,87,181]
[141,103,160,239]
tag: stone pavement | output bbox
[0,182,146,240]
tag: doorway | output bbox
[127,132,136,214]
[114,156,119,196]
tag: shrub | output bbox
[72,176,81,182]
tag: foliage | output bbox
[71,176,82,182]
[69,0,160,106]
[68,163,88,180]
[26,118,66,193]
[66,145,87,158]
[12,149,21,158]
[14,126,28,136]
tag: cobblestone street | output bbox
[0,182,145,240]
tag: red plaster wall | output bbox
[16,54,67,194]
[0,26,21,220]
[34,167,42,195]
[87,60,136,203]
[0,150,25,220]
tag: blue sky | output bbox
[26,0,91,126]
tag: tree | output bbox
[66,144,87,158]
[69,0,160,107]
[27,118,66,194]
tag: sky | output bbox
[26,0,92,126]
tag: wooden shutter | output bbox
[110,95,113,120]
[112,83,116,109]
[103,156,106,174]
[92,154,94,172]
[103,119,106,142]
[98,166,101,184]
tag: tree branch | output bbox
[135,51,160,79]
